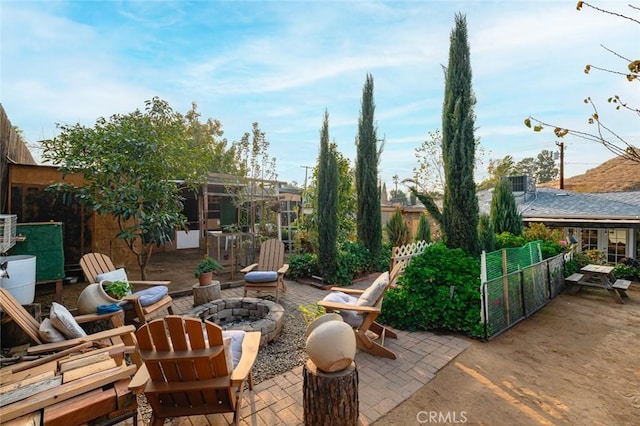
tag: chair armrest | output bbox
[240,263,259,273]
[230,332,261,386]
[278,264,290,274]
[28,325,137,355]
[317,300,380,313]
[128,363,150,394]
[330,287,364,295]
[128,280,171,287]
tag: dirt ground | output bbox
[32,251,640,425]
[376,286,640,426]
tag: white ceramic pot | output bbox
[77,281,120,314]
[305,313,356,373]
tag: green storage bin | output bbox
[8,222,65,282]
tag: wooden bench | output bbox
[565,273,584,283]
[612,279,631,298]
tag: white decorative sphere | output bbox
[305,313,356,373]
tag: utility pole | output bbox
[555,141,564,190]
[300,165,312,191]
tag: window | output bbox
[581,229,598,252]
[607,229,627,264]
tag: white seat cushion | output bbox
[321,292,363,327]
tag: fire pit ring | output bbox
[186,297,284,347]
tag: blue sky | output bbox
[1,0,638,189]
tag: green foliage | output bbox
[103,280,131,299]
[477,213,496,252]
[42,97,217,279]
[613,263,640,281]
[535,150,559,183]
[522,223,563,242]
[540,240,563,259]
[441,14,479,256]
[298,303,327,324]
[495,232,526,248]
[356,73,383,264]
[380,243,483,337]
[385,207,410,247]
[582,249,607,264]
[317,111,339,282]
[194,256,223,277]
[490,178,523,235]
[415,212,432,243]
[287,254,318,280]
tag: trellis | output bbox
[389,240,431,275]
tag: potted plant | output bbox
[103,280,131,300]
[194,256,223,286]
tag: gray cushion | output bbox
[222,329,246,369]
[39,318,66,343]
[134,285,168,307]
[50,302,87,339]
[321,292,363,327]
[95,268,129,284]
[245,271,278,283]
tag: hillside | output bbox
[541,154,640,192]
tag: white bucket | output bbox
[0,255,37,305]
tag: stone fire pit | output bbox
[186,297,285,347]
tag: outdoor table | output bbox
[565,264,630,304]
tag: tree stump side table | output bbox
[192,281,221,306]
[303,359,358,426]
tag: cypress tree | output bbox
[478,213,496,252]
[415,212,432,243]
[317,110,338,282]
[490,178,523,235]
[385,207,410,247]
[441,14,479,255]
[356,73,383,264]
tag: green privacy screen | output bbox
[8,222,65,282]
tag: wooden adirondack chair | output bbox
[0,288,139,363]
[128,316,260,426]
[80,253,173,325]
[318,262,403,359]
[241,239,289,302]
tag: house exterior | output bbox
[479,183,640,264]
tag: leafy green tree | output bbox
[478,213,496,252]
[513,157,536,178]
[525,2,639,164]
[477,156,515,190]
[317,111,338,282]
[385,207,410,247]
[415,212,432,243]
[42,97,215,278]
[389,189,408,206]
[441,14,479,255]
[355,73,383,263]
[490,178,523,235]
[235,122,277,231]
[535,149,558,183]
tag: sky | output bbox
[1,0,639,190]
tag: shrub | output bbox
[415,212,432,243]
[613,263,640,281]
[380,243,483,338]
[495,232,525,248]
[287,253,318,280]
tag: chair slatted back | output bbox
[0,288,42,344]
[135,316,235,418]
[80,253,116,283]
[257,239,284,272]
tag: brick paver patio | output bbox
[135,278,471,425]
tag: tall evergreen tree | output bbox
[415,212,432,243]
[317,110,338,282]
[441,14,479,255]
[355,73,383,264]
[478,213,496,252]
[490,178,523,235]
